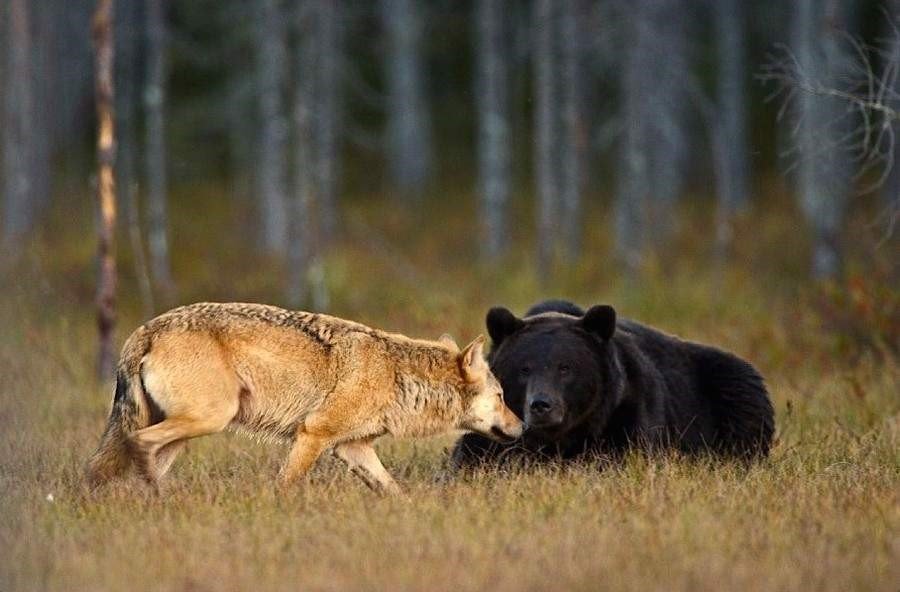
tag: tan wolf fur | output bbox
[85,302,523,495]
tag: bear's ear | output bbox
[486,307,524,346]
[579,305,616,340]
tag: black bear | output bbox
[452,300,774,467]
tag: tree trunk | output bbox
[314,0,340,239]
[475,0,511,262]
[145,0,175,303]
[117,0,154,317]
[2,0,35,254]
[30,3,53,219]
[615,0,689,270]
[713,0,750,260]
[794,0,855,278]
[510,1,532,187]
[381,0,432,198]
[533,0,559,282]
[644,0,689,247]
[615,1,651,272]
[256,0,289,254]
[558,0,585,262]
[92,0,118,380]
[287,1,316,308]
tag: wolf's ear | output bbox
[459,334,488,383]
[579,305,616,340]
[486,307,524,346]
[438,333,458,350]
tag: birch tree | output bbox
[558,0,585,261]
[287,1,327,311]
[644,0,689,245]
[475,0,511,261]
[615,0,690,270]
[288,2,314,308]
[381,0,432,198]
[713,0,750,257]
[256,0,289,254]
[2,0,36,253]
[117,0,154,316]
[792,0,857,278]
[533,0,559,281]
[615,29,650,272]
[762,3,900,244]
[30,3,53,219]
[315,0,341,238]
[144,0,175,304]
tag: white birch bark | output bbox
[256,0,290,254]
[476,0,511,261]
[381,0,432,197]
[145,0,175,301]
[793,0,855,278]
[2,0,35,251]
[533,0,559,281]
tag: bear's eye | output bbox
[520,366,531,376]
[559,364,570,375]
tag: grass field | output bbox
[1,190,898,591]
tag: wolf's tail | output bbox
[85,337,156,488]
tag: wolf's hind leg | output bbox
[130,415,230,488]
[333,440,403,497]
[154,440,187,479]
[279,431,329,487]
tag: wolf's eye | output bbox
[559,364,570,375]
[520,366,531,376]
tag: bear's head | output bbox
[485,304,624,443]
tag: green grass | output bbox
[1,188,898,591]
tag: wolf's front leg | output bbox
[333,439,404,497]
[279,431,329,486]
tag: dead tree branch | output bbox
[760,19,900,195]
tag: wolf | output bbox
[86,302,523,495]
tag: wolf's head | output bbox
[456,335,524,442]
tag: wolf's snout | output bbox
[504,416,524,438]
[490,425,515,442]
[492,415,524,442]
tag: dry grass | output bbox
[1,190,898,591]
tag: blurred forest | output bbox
[1,0,899,374]
[3,5,900,590]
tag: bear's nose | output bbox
[529,396,553,414]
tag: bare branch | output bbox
[759,13,900,199]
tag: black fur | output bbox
[452,300,775,468]
[112,366,166,429]
[110,368,138,428]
